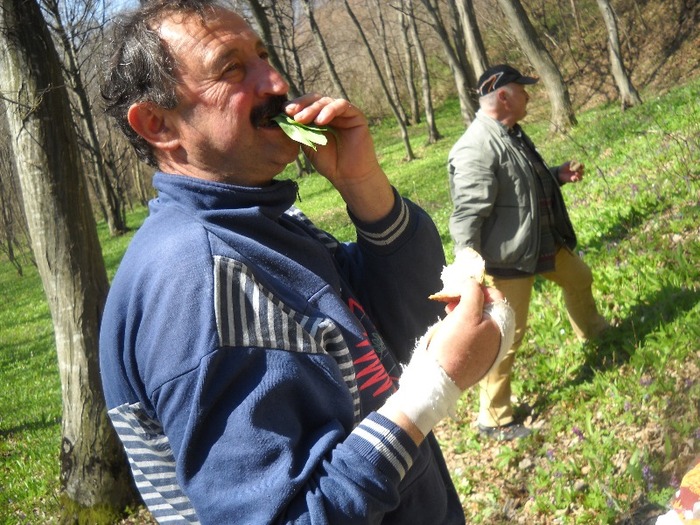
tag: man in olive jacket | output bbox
[448,64,610,441]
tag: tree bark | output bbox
[496,0,577,131]
[0,100,32,275]
[0,0,138,517]
[595,0,642,109]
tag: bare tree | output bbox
[300,0,349,99]
[496,0,577,130]
[0,0,138,518]
[396,1,421,124]
[404,0,442,143]
[343,0,415,160]
[418,0,477,125]
[246,0,301,96]
[368,0,410,127]
[41,0,128,236]
[595,0,642,109]
[456,0,488,77]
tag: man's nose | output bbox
[256,61,289,97]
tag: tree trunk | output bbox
[405,0,442,143]
[42,0,128,236]
[456,0,489,77]
[444,0,474,85]
[397,3,421,124]
[370,0,409,127]
[0,0,138,517]
[247,0,300,97]
[300,0,349,100]
[0,101,31,275]
[419,0,477,125]
[343,0,415,161]
[269,1,307,95]
[595,0,642,109]
[496,0,577,131]
[570,0,582,33]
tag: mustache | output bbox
[250,96,288,128]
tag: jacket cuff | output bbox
[347,411,419,483]
[349,187,413,253]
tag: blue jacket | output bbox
[99,173,464,524]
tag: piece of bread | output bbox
[428,247,485,302]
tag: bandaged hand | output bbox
[382,281,514,437]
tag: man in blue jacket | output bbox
[99,1,511,523]
[448,64,610,441]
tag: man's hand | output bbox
[558,160,585,183]
[283,95,394,222]
[427,280,503,390]
[378,280,505,444]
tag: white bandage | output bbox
[384,325,462,437]
[483,300,515,377]
[384,300,515,437]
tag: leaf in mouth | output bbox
[272,114,329,150]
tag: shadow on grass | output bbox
[580,197,670,254]
[532,283,700,413]
[0,415,61,438]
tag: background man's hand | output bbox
[558,160,585,183]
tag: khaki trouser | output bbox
[478,247,609,427]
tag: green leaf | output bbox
[273,114,328,150]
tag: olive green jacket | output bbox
[447,111,577,274]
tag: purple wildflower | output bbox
[639,376,653,387]
[573,426,585,441]
[642,465,654,490]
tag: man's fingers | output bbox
[482,285,505,304]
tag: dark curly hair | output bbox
[101,0,223,167]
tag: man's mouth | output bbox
[251,96,288,129]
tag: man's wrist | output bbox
[381,325,463,439]
[339,171,394,223]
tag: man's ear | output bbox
[127,102,179,152]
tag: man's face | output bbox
[507,83,530,123]
[157,8,300,185]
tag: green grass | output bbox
[1,78,698,523]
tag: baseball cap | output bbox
[477,64,539,97]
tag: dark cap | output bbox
[477,64,538,97]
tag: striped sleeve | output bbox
[108,403,200,524]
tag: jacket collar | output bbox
[152,172,298,220]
